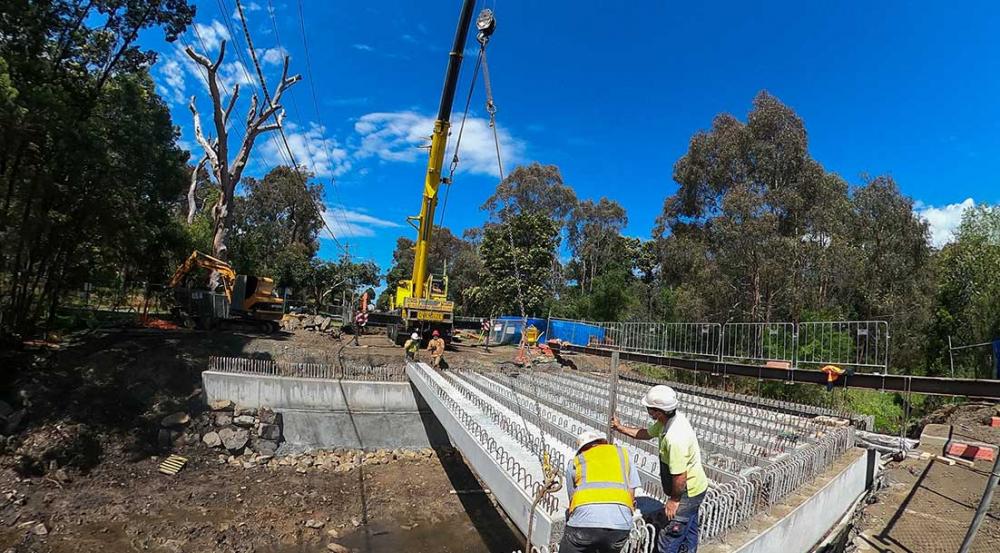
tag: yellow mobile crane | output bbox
[389,1,495,345]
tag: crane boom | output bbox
[409,0,482,299]
[390,1,495,345]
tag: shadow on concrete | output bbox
[876,460,931,553]
[414,382,523,552]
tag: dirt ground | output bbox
[0,445,521,553]
[850,404,1000,553]
[4,325,998,553]
[0,327,530,553]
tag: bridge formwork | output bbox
[406,361,867,552]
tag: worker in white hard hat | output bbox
[611,385,708,553]
[560,430,642,553]
[403,332,420,360]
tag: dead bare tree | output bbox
[185,40,301,259]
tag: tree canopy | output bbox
[0,0,195,336]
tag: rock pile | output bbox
[219,447,443,471]
[282,314,342,334]
[196,400,284,456]
[157,400,285,456]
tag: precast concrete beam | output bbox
[406,362,566,547]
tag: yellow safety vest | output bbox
[569,444,634,513]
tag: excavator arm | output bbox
[168,251,237,302]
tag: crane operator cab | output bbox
[427,274,448,300]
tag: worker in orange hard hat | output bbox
[427,329,447,369]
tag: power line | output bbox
[215,0,300,174]
[272,0,355,248]
[230,0,350,255]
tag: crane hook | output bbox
[476,8,496,45]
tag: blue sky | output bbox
[146,0,1000,274]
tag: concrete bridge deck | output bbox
[405,362,869,551]
[204,357,873,552]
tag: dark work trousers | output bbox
[657,460,705,553]
[559,526,632,553]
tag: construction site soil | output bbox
[0,329,530,552]
[850,404,1000,553]
[1,326,998,552]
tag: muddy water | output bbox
[340,514,518,553]
[259,513,522,553]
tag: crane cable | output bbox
[437,45,484,229]
[233,0,351,256]
[468,17,564,550]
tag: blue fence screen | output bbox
[548,319,606,346]
[993,339,1000,379]
[489,316,548,345]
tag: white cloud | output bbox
[260,122,352,178]
[258,46,289,66]
[322,207,401,238]
[218,59,256,91]
[352,43,374,52]
[156,57,186,104]
[914,198,975,248]
[231,0,261,21]
[353,111,525,177]
[193,20,230,52]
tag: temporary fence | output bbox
[207,356,407,382]
[548,317,890,372]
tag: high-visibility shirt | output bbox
[821,365,845,383]
[404,339,419,354]
[648,412,710,497]
[569,444,634,513]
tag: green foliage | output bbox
[0,0,195,336]
[465,211,560,316]
[927,205,1000,377]
[481,162,577,222]
[301,256,380,308]
[376,227,481,312]
[228,166,325,289]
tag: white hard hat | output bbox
[410,332,419,340]
[641,385,679,412]
[575,430,606,454]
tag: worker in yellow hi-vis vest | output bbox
[561,430,641,553]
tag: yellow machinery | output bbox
[389,0,495,345]
[168,251,284,332]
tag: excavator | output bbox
[167,250,284,332]
[388,0,496,346]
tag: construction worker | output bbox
[611,385,708,553]
[820,364,853,391]
[427,330,447,369]
[560,430,641,553]
[403,332,420,360]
